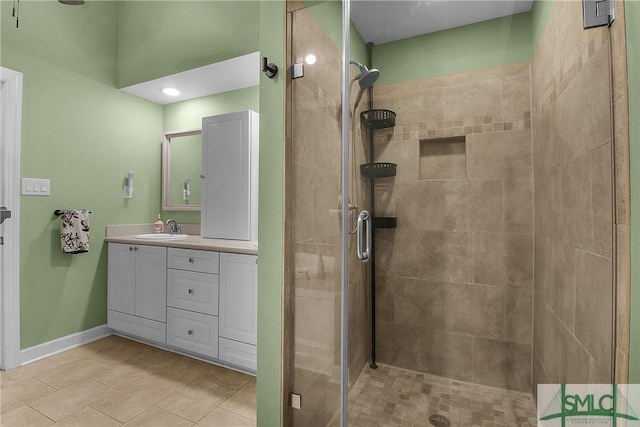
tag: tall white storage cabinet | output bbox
[201,110,259,241]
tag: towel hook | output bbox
[262,57,278,79]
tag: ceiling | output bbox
[120,52,260,105]
[351,0,535,45]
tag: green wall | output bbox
[1,0,119,86]
[161,86,260,224]
[530,0,555,48]
[626,0,640,383]
[256,0,285,425]
[162,87,259,131]
[373,11,533,85]
[117,1,260,88]
[1,1,163,349]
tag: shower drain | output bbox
[428,414,451,427]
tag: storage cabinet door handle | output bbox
[188,289,194,295]
[129,246,133,252]
[188,257,194,264]
[187,329,193,336]
[134,246,138,252]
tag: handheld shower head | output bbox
[358,68,380,89]
[349,60,380,90]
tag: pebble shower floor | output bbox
[347,365,538,427]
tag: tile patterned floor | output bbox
[348,365,538,427]
[0,335,256,426]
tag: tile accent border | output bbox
[424,112,531,140]
[19,324,112,366]
[533,24,607,114]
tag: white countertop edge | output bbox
[105,225,257,255]
[105,235,258,255]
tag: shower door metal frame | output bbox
[340,0,351,425]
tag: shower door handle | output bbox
[356,210,371,262]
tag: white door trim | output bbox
[1,66,22,370]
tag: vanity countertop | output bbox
[105,224,258,255]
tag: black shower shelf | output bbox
[373,217,397,229]
[360,162,397,178]
[361,109,396,130]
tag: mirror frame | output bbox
[162,128,202,211]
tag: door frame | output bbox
[1,66,22,370]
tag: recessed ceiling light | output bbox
[305,54,317,65]
[162,88,180,96]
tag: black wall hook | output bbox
[262,57,278,79]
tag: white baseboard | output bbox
[19,325,113,366]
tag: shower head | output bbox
[349,60,380,90]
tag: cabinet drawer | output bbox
[167,269,219,316]
[218,338,256,372]
[167,307,218,358]
[168,248,219,274]
[108,310,166,344]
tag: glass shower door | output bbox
[287,1,369,425]
[288,2,345,426]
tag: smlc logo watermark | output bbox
[538,384,640,426]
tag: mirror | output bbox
[162,129,202,211]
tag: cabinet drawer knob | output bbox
[188,289,194,295]
[188,257,195,264]
[187,329,193,336]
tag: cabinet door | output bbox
[219,253,257,345]
[107,243,135,315]
[201,110,258,241]
[134,245,167,322]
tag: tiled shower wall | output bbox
[372,63,534,392]
[531,1,615,391]
[285,3,370,426]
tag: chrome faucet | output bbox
[165,219,182,234]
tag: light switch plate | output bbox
[22,178,51,196]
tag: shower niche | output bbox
[419,136,467,180]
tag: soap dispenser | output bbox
[154,214,164,233]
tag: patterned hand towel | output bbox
[60,209,90,254]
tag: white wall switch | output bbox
[22,178,51,196]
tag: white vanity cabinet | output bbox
[201,110,259,241]
[107,243,167,343]
[107,242,257,373]
[218,253,258,371]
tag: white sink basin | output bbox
[134,233,188,240]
